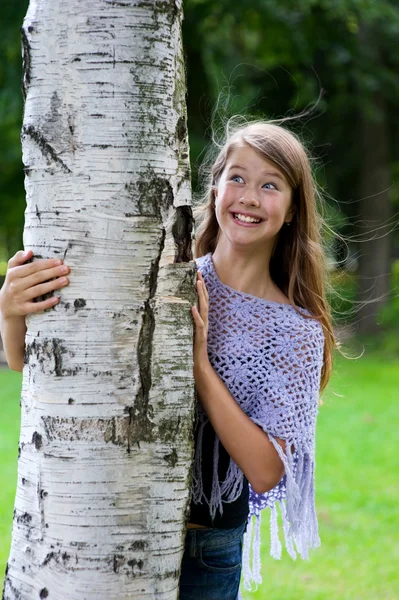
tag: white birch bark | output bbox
[3,1,195,598]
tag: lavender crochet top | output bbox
[191,253,325,593]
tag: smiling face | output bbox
[214,144,295,253]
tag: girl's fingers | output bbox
[22,296,60,315]
[23,276,69,301]
[196,281,208,316]
[192,305,204,327]
[197,271,209,301]
[22,265,70,292]
[11,259,66,283]
[7,249,33,268]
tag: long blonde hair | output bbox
[194,119,335,393]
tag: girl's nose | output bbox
[239,194,260,207]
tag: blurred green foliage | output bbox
[0,0,398,329]
[0,0,28,269]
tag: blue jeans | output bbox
[179,521,247,600]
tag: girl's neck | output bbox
[211,243,286,303]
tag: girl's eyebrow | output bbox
[228,164,285,181]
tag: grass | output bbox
[242,352,399,600]
[1,353,398,599]
[0,367,22,570]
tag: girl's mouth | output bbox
[230,212,263,227]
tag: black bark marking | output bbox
[20,27,31,102]
[16,512,32,525]
[127,230,165,450]
[49,91,62,123]
[155,568,179,580]
[74,298,86,311]
[63,242,73,261]
[158,416,181,443]
[24,338,80,377]
[22,125,72,173]
[172,205,194,262]
[35,205,41,222]
[39,490,48,499]
[42,552,56,567]
[163,448,178,468]
[21,478,26,485]
[2,576,22,599]
[139,0,178,26]
[112,554,144,578]
[68,114,76,153]
[137,176,174,217]
[127,558,144,574]
[53,339,66,377]
[177,266,197,307]
[104,416,131,447]
[113,554,124,574]
[129,540,148,551]
[68,398,74,405]
[39,589,49,598]
[176,116,187,142]
[32,432,43,450]
[41,548,71,568]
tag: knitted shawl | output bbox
[191,253,325,594]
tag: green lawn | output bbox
[1,354,398,599]
[0,367,22,570]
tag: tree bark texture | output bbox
[3,1,196,599]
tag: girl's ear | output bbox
[285,202,296,224]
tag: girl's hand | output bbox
[0,249,70,319]
[192,271,210,373]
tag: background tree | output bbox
[182,0,399,335]
[2,0,399,336]
[3,1,196,598]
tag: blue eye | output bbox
[230,175,244,183]
[263,182,278,190]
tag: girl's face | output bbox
[214,144,295,252]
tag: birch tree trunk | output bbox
[3,1,196,599]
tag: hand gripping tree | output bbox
[3,1,196,598]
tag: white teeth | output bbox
[234,213,261,223]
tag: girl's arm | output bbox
[192,271,286,495]
[0,314,26,373]
[0,250,70,372]
[194,359,286,494]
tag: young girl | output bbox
[179,120,334,600]
[0,119,334,600]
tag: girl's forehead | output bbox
[225,145,286,179]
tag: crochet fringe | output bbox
[192,422,320,595]
[192,414,244,520]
